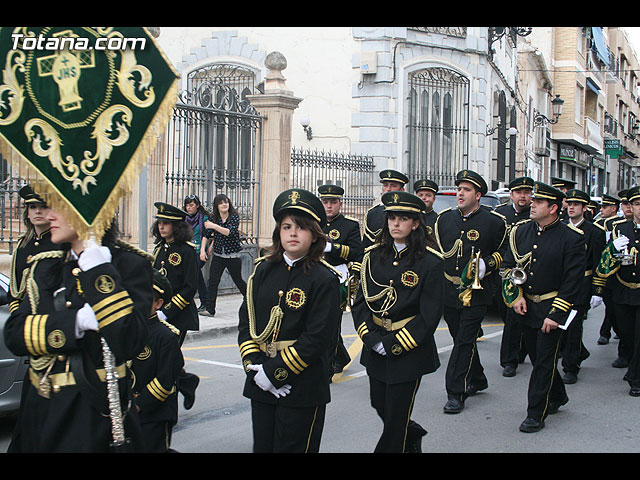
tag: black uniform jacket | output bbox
[435,205,507,308]
[563,218,606,308]
[607,219,640,306]
[362,203,386,252]
[495,203,530,228]
[132,314,183,425]
[322,213,362,268]
[423,209,438,235]
[3,242,153,452]
[502,218,586,327]
[153,240,199,332]
[238,256,341,407]
[8,229,57,313]
[352,244,443,384]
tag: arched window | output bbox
[407,67,469,187]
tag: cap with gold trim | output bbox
[382,191,426,214]
[379,169,409,185]
[19,185,46,205]
[627,186,640,203]
[455,169,488,195]
[318,184,344,198]
[618,189,629,203]
[565,189,590,204]
[152,268,173,304]
[508,176,534,191]
[532,181,566,202]
[154,202,188,221]
[273,188,326,224]
[413,179,439,194]
[550,177,576,190]
[601,194,620,207]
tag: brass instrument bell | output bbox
[471,247,483,290]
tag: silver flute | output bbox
[101,336,126,447]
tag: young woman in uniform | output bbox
[4,209,153,452]
[237,188,341,453]
[351,191,444,453]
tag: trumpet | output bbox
[509,267,528,285]
[470,247,483,290]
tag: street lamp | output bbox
[533,94,564,127]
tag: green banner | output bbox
[0,27,179,240]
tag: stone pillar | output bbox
[247,52,302,250]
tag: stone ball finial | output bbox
[265,51,287,72]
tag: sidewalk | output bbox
[185,293,245,341]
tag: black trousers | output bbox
[612,304,640,388]
[250,400,326,453]
[561,307,590,374]
[196,258,208,307]
[207,255,246,314]
[368,376,426,452]
[329,313,351,375]
[140,421,173,453]
[600,289,619,339]
[500,307,526,368]
[444,305,488,399]
[520,324,567,421]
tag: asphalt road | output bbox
[2,302,639,454]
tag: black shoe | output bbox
[630,386,640,397]
[503,365,517,377]
[597,336,609,345]
[519,417,545,433]
[466,380,488,396]
[180,373,200,410]
[197,304,207,312]
[443,398,464,414]
[612,357,629,368]
[562,372,578,384]
[548,395,569,414]
[405,422,427,453]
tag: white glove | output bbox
[478,258,486,279]
[373,341,386,356]
[75,303,98,338]
[157,310,168,321]
[247,364,292,398]
[590,295,603,309]
[613,235,630,252]
[78,239,112,271]
[324,242,332,252]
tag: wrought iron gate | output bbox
[407,67,470,188]
[159,76,263,244]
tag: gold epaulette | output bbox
[437,207,452,215]
[320,259,342,278]
[592,221,606,232]
[514,218,532,227]
[158,316,181,336]
[186,241,196,249]
[426,245,443,259]
[490,209,507,221]
[566,223,584,235]
[116,239,155,263]
[253,255,267,265]
[344,215,360,223]
[364,243,381,253]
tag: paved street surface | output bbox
[2,295,640,454]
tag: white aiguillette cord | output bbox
[84,233,127,448]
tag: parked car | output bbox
[0,272,26,416]
[434,187,502,213]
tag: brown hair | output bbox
[265,211,327,273]
[376,211,438,264]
